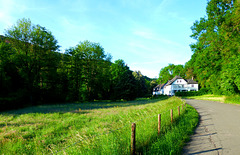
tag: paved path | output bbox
[183,99,240,155]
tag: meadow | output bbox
[0,96,198,154]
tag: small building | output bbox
[153,76,198,96]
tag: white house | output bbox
[152,83,166,95]
[153,76,198,96]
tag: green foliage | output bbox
[187,0,240,95]
[0,41,22,97]
[145,105,198,155]
[158,64,185,84]
[160,0,240,96]
[1,18,154,110]
[65,41,112,101]
[175,88,210,97]
[3,18,60,105]
[133,71,149,97]
[110,59,137,101]
[225,95,240,104]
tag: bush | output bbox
[198,88,210,95]
[175,88,210,97]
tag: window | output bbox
[178,85,184,88]
[192,84,194,87]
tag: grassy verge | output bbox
[224,95,240,105]
[183,94,225,103]
[183,94,240,105]
[0,97,198,154]
[145,105,198,154]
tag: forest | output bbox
[0,19,156,111]
[158,0,240,95]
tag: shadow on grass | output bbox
[0,96,169,115]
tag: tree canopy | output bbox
[158,64,185,84]
[0,18,154,111]
[188,0,240,95]
[157,0,240,95]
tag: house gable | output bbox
[172,78,187,85]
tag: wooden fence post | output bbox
[170,109,173,123]
[158,114,161,136]
[131,123,136,155]
[182,104,183,110]
[178,106,180,116]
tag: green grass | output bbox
[0,97,198,154]
[145,105,198,154]
[183,94,226,103]
[183,94,240,105]
[224,95,240,105]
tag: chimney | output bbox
[192,76,194,80]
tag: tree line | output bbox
[0,18,156,110]
[158,0,240,95]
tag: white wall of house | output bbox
[164,85,172,96]
[186,84,198,91]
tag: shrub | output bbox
[175,88,210,97]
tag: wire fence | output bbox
[51,101,187,155]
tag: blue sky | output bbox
[0,0,207,78]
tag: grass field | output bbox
[0,96,198,154]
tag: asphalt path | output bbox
[182,99,240,155]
